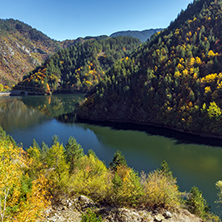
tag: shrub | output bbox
[81,208,102,222]
[141,170,181,209]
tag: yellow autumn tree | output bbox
[208,50,218,57]
[0,139,24,222]
[68,153,111,201]
[0,128,50,222]
[15,174,50,222]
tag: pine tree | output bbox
[65,137,84,174]
[110,150,127,171]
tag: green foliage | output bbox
[160,160,173,178]
[87,149,98,159]
[26,140,42,179]
[110,150,127,171]
[68,154,111,201]
[216,180,222,205]
[0,127,50,221]
[81,208,102,222]
[109,165,143,206]
[45,136,69,188]
[207,101,222,119]
[65,136,84,173]
[186,186,210,219]
[78,0,222,137]
[17,36,140,93]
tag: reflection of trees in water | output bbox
[22,94,84,118]
[73,121,222,177]
[0,98,50,131]
[56,112,77,123]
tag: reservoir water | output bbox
[0,94,222,214]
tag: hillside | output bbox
[0,19,109,87]
[0,19,62,86]
[15,36,140,94]
[78,0,222,137]
[110,28,163,42]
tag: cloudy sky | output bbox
[1,0,193,40]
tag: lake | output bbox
[0,94,222,214]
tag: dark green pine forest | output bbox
[16,36,140,93]
[78,0,222,137]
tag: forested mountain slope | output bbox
[78,0,222,136]
[110,28,163,42]
[0,19,62,86]
[0,19,109,87]
[16,36,140,93]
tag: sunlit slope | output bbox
[78,0,222,136]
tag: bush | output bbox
[141,170,181,209]
[81,208,102,222]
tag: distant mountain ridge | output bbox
[110,28,164,42]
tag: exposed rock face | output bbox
[42,195,203,222]
[0,19,61,86]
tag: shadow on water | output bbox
[56,113,222,148]
[18,93,222,148]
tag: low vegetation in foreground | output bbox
[0,127,221,221]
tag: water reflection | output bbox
[76,120,222,147]
[0,97,50,131]
[22,94,84,118]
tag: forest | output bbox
[78,0,222,136]
[15,36,140,93]
[0,127,221,221]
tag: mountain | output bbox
[0,19,109,87]
[110,28,163,42]
[0,19,63,86]
[78,0,222,137]
[15,36,140,94]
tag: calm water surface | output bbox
[0,94,222,214]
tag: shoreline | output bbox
[77,115,222,143]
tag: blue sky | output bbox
[0,0,193,41]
